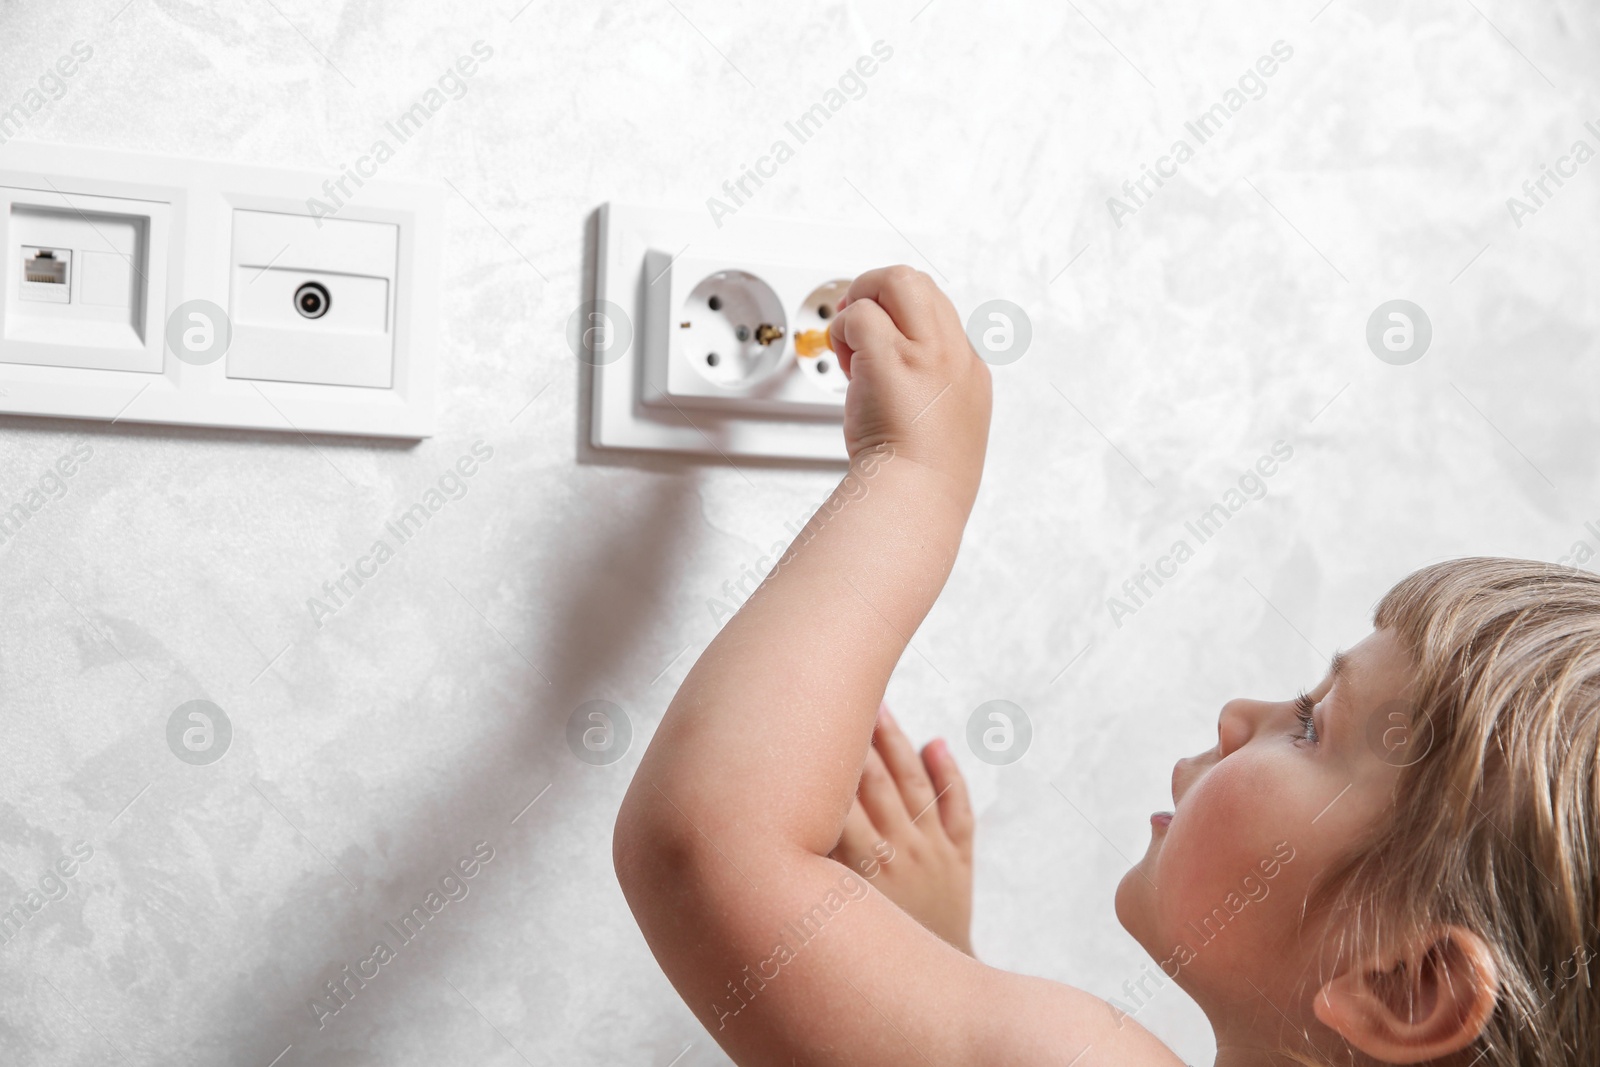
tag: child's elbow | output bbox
[612,788,692,901]
[611,805,650,896]
[612,793,645,893]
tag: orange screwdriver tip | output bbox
[795,326,831,358]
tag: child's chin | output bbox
[1112,865,1152,939]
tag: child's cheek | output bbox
[1156,755,1285,932]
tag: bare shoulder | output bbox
[962,964,1190,1067]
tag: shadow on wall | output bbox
[104,214,717,1062]
[1,205,741,1063]
[224,457,704,1061]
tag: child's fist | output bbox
[828,267,992,496]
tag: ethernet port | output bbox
[20,246,71,303]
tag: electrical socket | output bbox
[642,251,849,417]
[591,202,917,462]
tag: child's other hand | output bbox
[829,266,992,496]
[829,702,976,956]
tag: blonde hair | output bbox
[1309,557,1600,1064]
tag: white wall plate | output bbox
[0,142,442,438]
[590,202,914,463]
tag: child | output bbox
[613,267,1599,1065]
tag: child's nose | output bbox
[1216,698,1258,757]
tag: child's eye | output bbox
[1292,690,1320,745]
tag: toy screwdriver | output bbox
[794,321,833,358]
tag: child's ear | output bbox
[1313,925,1498,1064]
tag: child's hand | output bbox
[829,703,976,956]
[829,267,993,497]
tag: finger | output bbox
[832,797,880,866]
[873,704,939,829]
[923,739,974,852]
[845,265,943,342]
[856,744,911,837]
[828,296,901,380]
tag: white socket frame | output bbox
[0,142,442,438]
[590,202,912,463]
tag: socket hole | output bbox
[707,294,722,311]
[295,281,331,320]
[706,352,719,366]
[795,278,852,398]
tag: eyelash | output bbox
[1293,690,1319,744]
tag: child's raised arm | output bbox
[613,267,1182,1067]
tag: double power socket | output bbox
[591,203,915,463]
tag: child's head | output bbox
[1115,557,1600,1064]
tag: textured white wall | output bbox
[2,1,1599,1064]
